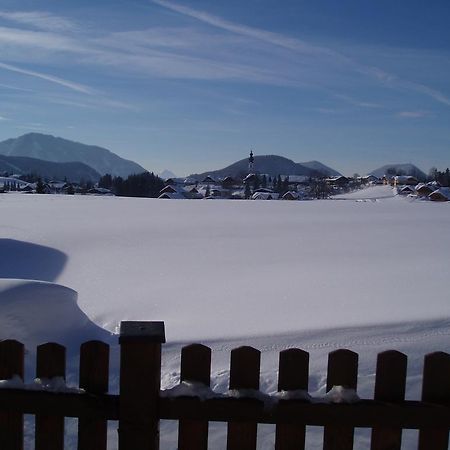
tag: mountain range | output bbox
[190,155,342,180]
[0,133,146,178]
[369,164,427,180]
[0,155,100,183]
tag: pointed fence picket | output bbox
[0,320,449,450]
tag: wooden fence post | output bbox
[418,352,450,450]
[275,348,309,450]
[323,349,358,450]
[78,340,110,450]
[226,346,261,450]
[35,342,66,450]
[370,350,407,450]
[0,339,25,450]
[118,321,165,450]
[178,344,212,450]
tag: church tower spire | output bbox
[248,150,254,173]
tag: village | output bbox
[1,153,449,201]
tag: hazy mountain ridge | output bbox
[0,155,101,183]
[190,155,342,180]
[0,133,146,178]
[369,164,427,180]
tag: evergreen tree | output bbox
[36,179,45,194]
[205,184,211,198]
[281,177,289,195]
[244,182,251,199]
[262,175,267,188]
[253,174,261,191]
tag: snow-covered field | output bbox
[1,185,450,449]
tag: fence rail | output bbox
[0,321,449,450]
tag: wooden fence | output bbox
[0,320,450,450]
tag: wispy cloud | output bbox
[334,93,382,109]
[397,110,430,118]
[0,61,94,94]
[0,115,9,120]
[0,82,33,92]
[0,11,78,32]
[152,0,450,108]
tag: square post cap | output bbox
[119,321,166,344]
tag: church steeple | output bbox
[248,150,254,173]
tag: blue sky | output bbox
[0,0,449,176]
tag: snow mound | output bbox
[0,279,111,350]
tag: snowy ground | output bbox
[1,185,449,449]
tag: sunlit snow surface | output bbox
[1,185,449,449]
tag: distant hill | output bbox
[0,133,146,178]
[190,155,341,180]
[0,154,101,183]
[369,164,426,180]
[159,169,177,180]
[300,161,342,177]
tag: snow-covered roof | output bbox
[282,191,299,199]
[252,192,279,200]
[429,187,450,201]
[394,175,418,184]
[158,192,185,199]
[160,185,178,194]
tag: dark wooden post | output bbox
[35,342,66,450]
[323,349,358,450]
[226,346,261,450]
[178,344,212,450]
[78,340,110,450]
[370,350,407,450]
[418,352,450,450]
[118,321,165,450]
[275,348,309,450]
[0,339,25,450]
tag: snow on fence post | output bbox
[323,349,358,450]
[178,344,212,450]
[35,342,66,450]
[226,346,261,450]
[77,340,110,450]
[418,352,450,450]
[118,321,165,450]
[0,339,25,450]
[275,348,309,450]
[370,350,407,450]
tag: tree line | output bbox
[98,172,164,198]
[429,168,450,187]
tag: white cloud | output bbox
[397,110,430,118]
[0,61,94,94]
[152,0,450,108]
[0,11,78,32]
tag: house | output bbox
[252,192,279,200]
[47,181,68,194]
[87,187,113,195]
[360,175,380,184]
[429,188,450,202]
[164,178,177,186]
[282,191,299,200]
[393,176,418,186]
[158,192,185,199]
[159,185,178,195]
[326,176,349,186]
[415,183,434,197]
[202,175,216,184]
[221,176,236,189]
[398,185,415,195]
[183,186,202,199]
